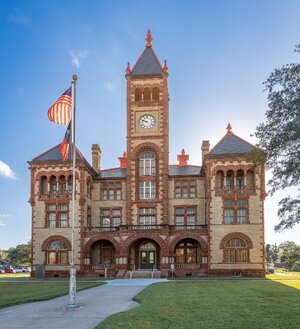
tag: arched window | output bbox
[175,239,199,264]
[236,170,244,189]
[50,176,57,193]
[216,170,224,189]
[224,238,248,263]
[47,240,68,265]
[135,88,142,101]
[143,88,151,100]
[58,175,66,193]
[225,170,234,189]
[41,176,47,195]
[67,176,73,193]
[152,87,159,100]
[139,152,156,176]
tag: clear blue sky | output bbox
[0,0,299,249]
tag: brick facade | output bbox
[29,32,265,277]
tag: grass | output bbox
[0,280,104,308]
[0,273,31,279]
[96,277,300,329]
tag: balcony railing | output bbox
[84,224,207,233]
[215,188,255,196]
[39,192,71,200]
[84,264,115,271]
[169,225,207,231]
[85,226,120,232]
[126,225,166,231]
[175,263,201,269]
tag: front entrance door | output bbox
[139,242,156,269]
[140,250,155,269]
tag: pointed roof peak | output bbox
[131,31,164,77]
[226,123,233,134]
[145,30,153,48]
[207,126,257,158]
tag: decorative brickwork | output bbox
[219,232,253,249]
[41,235,72,251]
[29,31,265,277]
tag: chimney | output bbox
[118,152,127,168]
[91,144,101,172]
[201,140,210,164]
[177,149,189,166]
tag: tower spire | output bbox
[145,30,153,48]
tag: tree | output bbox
[265,243,280,264]
[7,241,31,265]
[278,241,300,271]
[0,250,8,264]
[255,44,300,231]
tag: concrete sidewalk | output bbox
[0,279,167,329]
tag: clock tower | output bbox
[125,30,169,226]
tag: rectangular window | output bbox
[47,251,68,265]
[100,208,122,229]
[139,181,156,199]
[223,199,248,224]
[174,180,197,198]
[139,208,156,226]
[174,206,197,227]
[87,206,92,228]
[101,182,122,201]
[46,204,68,228]
[48,213,56,227]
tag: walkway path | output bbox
[0,279,167,329]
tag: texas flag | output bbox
[60,122,71,161]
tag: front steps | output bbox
[123,269,161,279]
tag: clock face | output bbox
[139,115,155,129]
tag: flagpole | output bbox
[69,74,77,308]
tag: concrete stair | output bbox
[124,270,161,279]
[114,269,127,278]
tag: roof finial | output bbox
[226,123,233,134]
[146,30,153,48]
[163,60,168,73]
[126,62,131,75]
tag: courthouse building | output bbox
[29,31,266,277]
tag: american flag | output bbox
[48,87,72,125]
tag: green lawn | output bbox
[0,280,104,308]
[96,279,300,329]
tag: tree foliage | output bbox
[278,241,300,271]
[255,45,300,231]
[7,241,31,265]
[265,243,280,263]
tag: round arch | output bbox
[83,236,120,257]
[131,142,163,159]
[169,234,208,255]
[41,235,72,251]
[219,232,253,249]
[121,233,168,255]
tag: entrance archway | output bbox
[90,240,116,265]
[140,242,156,269]
[128,238,160,270]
